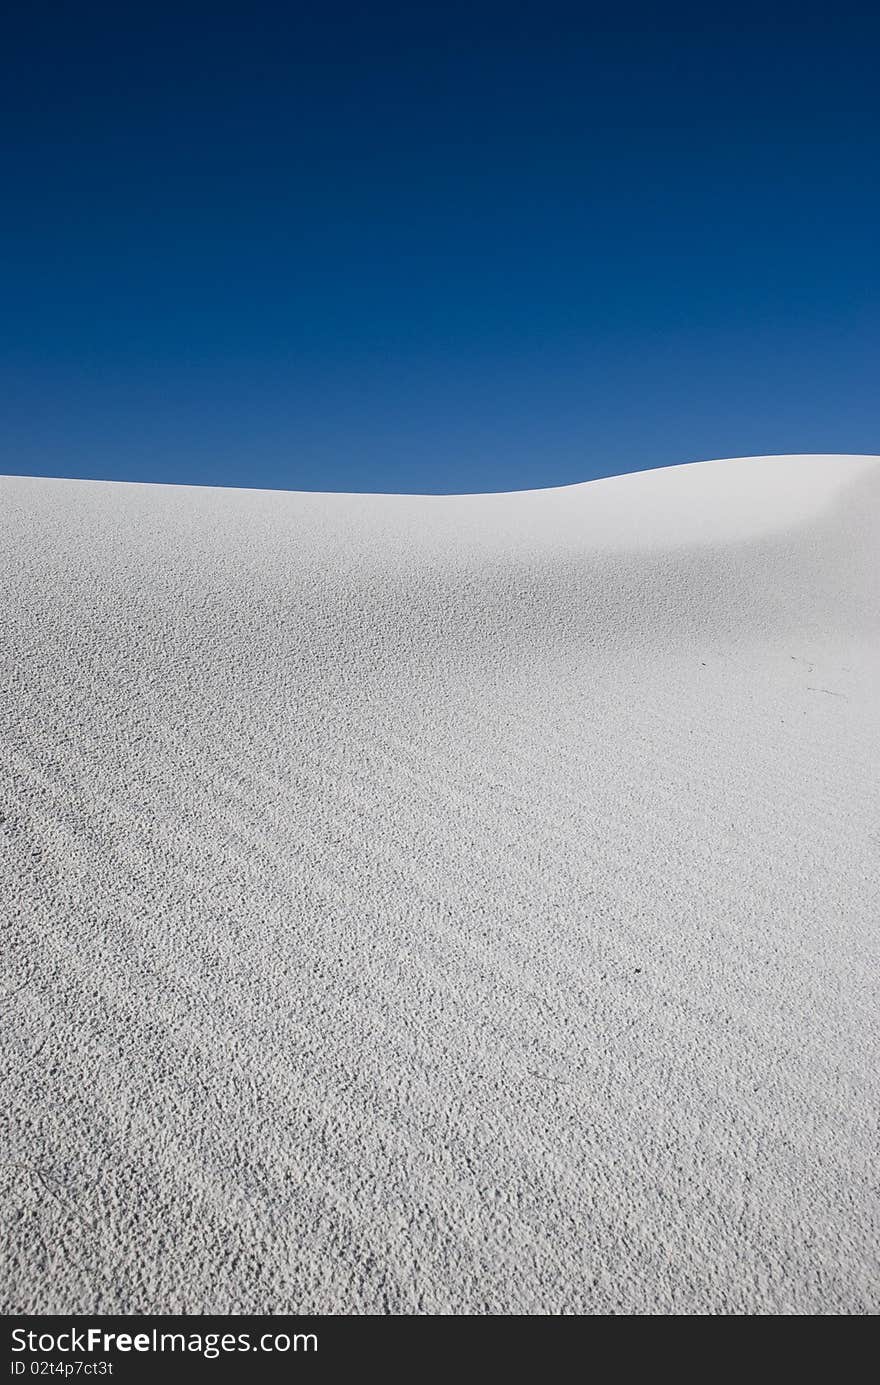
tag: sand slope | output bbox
[1,454,878,1315]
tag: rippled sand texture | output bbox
[2,454,879,1314]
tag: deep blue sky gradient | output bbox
[2,2,878,492]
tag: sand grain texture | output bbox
[1,454,879,1314]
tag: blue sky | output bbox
[2,2,877,493]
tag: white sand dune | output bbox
[1,453,879,1315]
